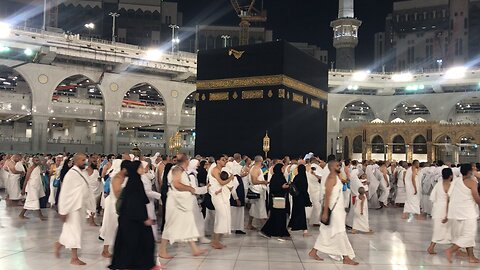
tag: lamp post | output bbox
[436,59,443,72]
[263,131,270,158]
[221,35,231,47]
[169,24,180,53]
[84,23,95,40]
[109,12,120,43]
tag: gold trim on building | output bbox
[197,75,327,99]
[268,90,273,98]
[278,88,285,98]
[311,99,320,109]
[241,90,264,99]
[209,92,229,101]
[232,91,238,99]
[292,93,304,104]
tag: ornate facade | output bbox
[341,122,480,163]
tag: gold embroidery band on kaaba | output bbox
[196,75,327,100]
[209,92,229,101]
[242,90,263,99]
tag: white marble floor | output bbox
[1,199,480,270]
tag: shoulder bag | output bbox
[320,188,342,226]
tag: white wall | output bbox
[412,154,428,162]
[392,153,407,162]
[371,153,385,161]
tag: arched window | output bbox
[413,135,427,154]
[353,135,363,153]
[372,135,384,153]
[392,135,406,153]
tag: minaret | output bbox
[330,0,362,70]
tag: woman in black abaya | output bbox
[260,163,290,238]
[109,161,155,270]
[287,164,312,236]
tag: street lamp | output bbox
[169,24,180,53]
[109,12,120,43]
[221,35,231,47]
[0,22,11,39]
[84,22,95,39]
[436,59,443,72]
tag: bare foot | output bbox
[343,257,359,265]
[303,233,311,237]
[401,213,408,220]
[70,258,86,265]
[416,215,426,220]
[54,242,62,258]
[101,251,112,258]
[351,229,358,234]
[469,257,480,263]
[192,248,207,256]
[158,253,174,260]
[456,250,468,258]
[152,265,168,270]
[367,230,374,235]
[210,242,224,249]
[308,249,324,261]
[445,249,453,263]
[427,246,436,254]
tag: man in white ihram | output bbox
[309,160,358,265]
[54,153,95,265]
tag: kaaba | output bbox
[195,41,328,159]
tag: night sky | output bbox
[177,0,394,68]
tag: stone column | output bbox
[427,142,434,163]
[31,115,49,153]
[103,120,119,154]
[387,144,392,161]
[406,143,413,163]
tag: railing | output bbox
[11,25,197,61]
[0,137,31,143]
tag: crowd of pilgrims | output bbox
[1,151,480,268]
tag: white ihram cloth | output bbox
[87,169,102,198]
[346,169,363,227]
[376,169,390,205]
[99,176,127,246]
[24,166,46,210]
[395,168,407,204]
[188,173,208,238]
[249,167,268,219]
[314,177,355,260]
[307,166,321,225]
[0,165,6,189]
[48,164,61,206]
[352,196,369,232]
[142,173,161,240]
[58,166,95,249]
[209,168,232,235]
[366,165,380,208]
[228,161,245,231]
[162,167,199,244]
[429,181,452,244]
[448,177,479,248]
[403,168,421,214]
[5,161,25,200]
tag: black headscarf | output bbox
[119,160,149,222]
[160,163,174,198]
[197,160,208,186]
[293,164,311,207]
[269,163,288,197]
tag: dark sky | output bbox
[177,0,394,68]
